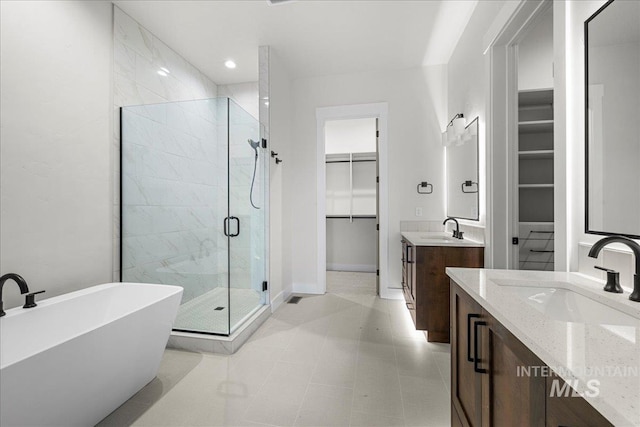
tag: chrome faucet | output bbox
[443,217,464,239]
[588,236,640,302]
[0,273,30,317]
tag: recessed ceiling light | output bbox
[225,60,237,69]
[160,67,170,74]
[157,70,168,77]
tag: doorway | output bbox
[485,0,556,270]
[324,118,378,294]
[316,103,389,297]
[512,5,555,271]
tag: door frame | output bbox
[316,103,389,297]
[484,0,552,269]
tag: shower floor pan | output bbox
[168,287,270,354]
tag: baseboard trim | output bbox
[326,263,376,273]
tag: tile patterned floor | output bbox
[98,272,451,426]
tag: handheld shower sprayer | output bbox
[248,139,261,210]
[248,139,260,154]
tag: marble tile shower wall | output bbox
[121,101,228,303]
[113,6,218,282]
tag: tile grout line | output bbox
[290,300,330,426]
[240,301,303,426]
[389,299,409,426]
[347,295,365,427]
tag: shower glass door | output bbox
[227,98,267,334]
[121,97,266,337]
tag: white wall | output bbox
[325,118,377,154]
[218,82,259,120]
[269,49,294,309]
[289,66,447,298]
[0,1,113,309]
[518,7,554,91]
[446,0,505,253]
[326,219,377,272]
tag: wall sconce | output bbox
[442,113,466,146]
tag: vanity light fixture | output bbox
[442,113,466,146]
[225,60,237,69]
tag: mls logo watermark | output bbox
[549,379,600,398]
[516,365,639,398]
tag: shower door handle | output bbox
[224,216,240,237]
[230,216,240,237]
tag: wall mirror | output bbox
[585,0,640,238]
[446,117,479,220]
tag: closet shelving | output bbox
[518,89,554,270]
[325,152,377,221]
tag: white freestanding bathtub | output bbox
[0,282,183,427]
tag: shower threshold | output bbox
[167,304,270,354]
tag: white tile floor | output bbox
[98,272,451,426]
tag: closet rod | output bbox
[325,159,377,164]
[326,215,377,219]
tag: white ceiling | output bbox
[114,0,479,85]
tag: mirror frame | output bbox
[446,116,480,221]
[584,0,640,239]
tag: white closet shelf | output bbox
[519,184,554,189]
[326,151,376,163]
[518,150,554,159]
[519,221,555,226]
[518,120,554,134]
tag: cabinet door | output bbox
[481,311,546,427]
[401,240,408,293]
[546,374,613,427]
[451,282,483,427]
[422,247,484,342]
[401,240,416,324]
[408,244,416,300]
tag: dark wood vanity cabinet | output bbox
[451,281,613,427]
[451,283,544,426]
[451,284,484,425]
[401,239,483,343]
[546,373,613,427]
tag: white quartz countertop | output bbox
[401,232,484,247]
[446,268,640,426]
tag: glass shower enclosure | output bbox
[120,98,267,336]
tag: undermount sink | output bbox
[491,280,639,327]
[419,235,455,242]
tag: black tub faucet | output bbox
[0,273,30,317]
[588,236,640,302]
[443,217,463,239]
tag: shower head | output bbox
[248,139,260,152]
